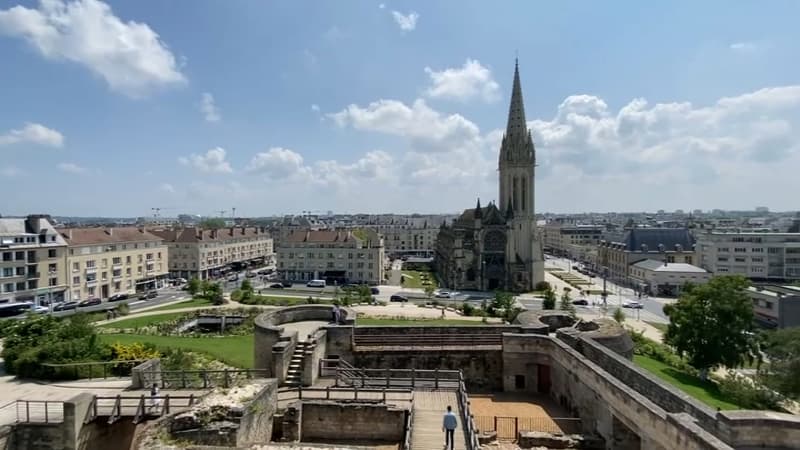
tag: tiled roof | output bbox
[621,228,695,252]
[151,227,269,243]
[61,227,163,246]
[284,229,379,243]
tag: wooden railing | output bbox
[145,368,269,389]
[0,400,65,425]
[456,372,480,450]
[278,386,414,405]
[335,367,461,390]
[474,415,582,440]
[85,394,198,424]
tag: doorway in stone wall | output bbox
[515,374,525,389]
[537,364,551,394]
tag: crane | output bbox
[216,210,227,217]
[151,207,175,219]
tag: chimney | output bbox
[68,229,73,240]
[211,230,217,239]
[106,228,113,236]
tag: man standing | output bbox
[442,405,457,450]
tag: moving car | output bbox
[108,293,129,302]
[306,279,326,288]
[54,301,79,311]
[435,291,451,299]
[622,300,643,309]
[281,281,292,288]
[78,298,102,307]
[138,290,158,300]
[370,287,380,295]
[390,294,408,302]
[571,298,589,306]
[269,283,284,289]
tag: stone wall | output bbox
[324,325,355,362]
[271,332,298,384]
[131,359,161,389]
[236,380,278,446]
[352,350,503,392]
[303,328,327,386]
[715,410,800,449]
[501,334,554,394]
[9,424,64,450]
[301,401,406,443]
[353,324,518,336]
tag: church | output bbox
[434,60,545,293]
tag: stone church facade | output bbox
[435,60,545,293]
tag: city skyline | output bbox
[2,0,800,217]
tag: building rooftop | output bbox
[61,227,164,246]
[632,259,708,273]
[152,227,268,243]
[617,228,696,252]
[284,229,380,244]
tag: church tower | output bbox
[498,59,544,290]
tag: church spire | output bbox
[475,198,482,219]
[506,58,527,139]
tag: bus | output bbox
[0,302,34,318]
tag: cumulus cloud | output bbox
[179,147,233,173]
[0,123,64,147]
[328,98,482,153]
[730,41,758,52]
[0,0,186,97]
[424,59,500,102]
[525,85,800,182]
[246,147,312,181]
[200,92,220,122]
[391,11,418,31]
[57,162,87,173]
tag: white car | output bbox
[434,291,451,299]
[623,300,644,309]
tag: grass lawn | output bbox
[99,312,187,329]
[633,355,742,410]
[645,321,669,334]
[357,317,485,326]
[145,298,215,312]
[400,270,438,289]
[99,334,253,368]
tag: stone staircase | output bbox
[285,342,309,387]
[411,391,466,450]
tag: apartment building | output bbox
[696,231,800,281]
[152,227,274,280]
[746,285,800,329]
[597,228,696,286]
[542,220,603,261]
[629,259,711,297]
[0,215,69,305]
[277,229,384,285]
[61,227,170,301]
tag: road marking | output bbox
[129,300,145,306]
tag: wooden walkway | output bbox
[411,391,466,450]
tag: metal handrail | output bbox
[0,400,65,425]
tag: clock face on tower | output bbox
[484,230,506,252]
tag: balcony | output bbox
[85,267,97,274]
[112,263,122,269]
[85,279,97,287]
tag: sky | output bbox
[2,0,800,217]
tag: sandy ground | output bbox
[353,304,503,322]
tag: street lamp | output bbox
[481,260,486,292]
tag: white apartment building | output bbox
[277,229,384,285]
[62,227,170,300]
[696,231,800,281]
[152,227,274,280]
[0,215,69,305]
[629,259,711,297]
[746,285,800,329]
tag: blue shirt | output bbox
[443,411,458,430]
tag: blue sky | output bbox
[2,0,799,217]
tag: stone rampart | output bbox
[301,401,406,443]
[302,328,327,386]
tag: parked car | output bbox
[571,298,589,306]
[227,275,239,282]
[269,283,284,289]
[435,291,451,299]
[78,298,102,307]
[306,279,326,288]
[139,290,158,300]
[108,293,129,302]
[370,287,380,295]
[390,294,408,302]
[281,281,292,288]
[623,300,643,309]
[246,272,257,278]
[54,301,79,311]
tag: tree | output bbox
[187,278,201,296]
[424,284,435,302]
[760,327,800,400]
[542,288,557,310]
[534,281,551,292]
[199,218,226,229]
[613,307,625,324]
[241,279,253,294]
[559,289,573,311]
[491,291,521,322]
[207,282,224,305]
[663,276,756,378]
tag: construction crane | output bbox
[151,207,175,219]
[216,210,227,217]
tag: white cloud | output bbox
[311,104,320,113]
[424,59,500,102]
[0,166,23,177]
[303,49,318,69]
[0,123,64,147]
[328,98,482,153]
[159,183,175,193]
[0,0,186,97]
[57,162,87,173]
[322,26,344,42]
[200,92,221,122]
[391,11,418,31]
[246,147,312,181]
[378,3,386,9]
[730,41,758,52]
[179,147,233,173]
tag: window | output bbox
[49,277,57,287]
[86,260,96,268]
[101,271,108,281]
[113,257,121,265]
[515,375,525,389]
[88,287,95,296]
[768,248,781,254]
[126,268,131,276]
[751,267,764,273]
[3,283,13,292]
[717,257,729,262]
[72,276,80,284]
[48,263,57,274]
[113,269,122,277]
[752,247,764,253]
[101,259,108,268]
[48,249,57,258]
[86,273,96,282]
[752,257,764,263]
[719,248,729,253]
[735,257,746,263]
[138,255,143,263]
[15,251,24,260]
[734,248,746,253]
[2,252,11,262]
[126,256,131,264]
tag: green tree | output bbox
[613,307,625,324]
[424,284,435,302]
[241,279,253,295]
[760,327,800,400]
[356,285,372,303]
[542,288,557,310]
[491,291,521,322]
[199,218,226,229]
[663,276,756,378]
[534,281,551,292]
[559,289,573,311]
[187,278,201,296]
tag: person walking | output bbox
[442,405,457,450]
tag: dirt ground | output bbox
[470,393,568,417]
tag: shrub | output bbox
[535,281,551,291]
[718,371,785,411]
[461,302,475,317]
[230,289,243,302]
[613,307,625,324]
[116,303,130,316]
